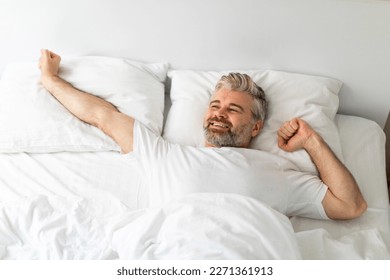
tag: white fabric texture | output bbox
[110,193,302,260]
[0,151,144,211]
[0,193,301,260]
[164,69,343,174]
[0,195,124,259]
[128,121,329,220]
[0,56,168,153]
[293,210,390,259]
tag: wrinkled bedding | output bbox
[0,193,301,259]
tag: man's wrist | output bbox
[303,132,323,153]
[41,74,59,92]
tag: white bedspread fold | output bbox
[0,193,301,260]
[1,192,388,260]
[109,193,301,259]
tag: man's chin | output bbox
[207,132,229,141]
[205,133,232,146]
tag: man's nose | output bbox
[215,107,227,118]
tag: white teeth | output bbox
[211,122,228,128]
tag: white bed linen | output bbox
[0,152,301,259]
[109,193,301,259]
[0,152,143,210]
[0,115,389,259]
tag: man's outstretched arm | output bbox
[278,118,367,220]
[39,49,134,153]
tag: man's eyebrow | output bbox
[209,100,245,112]
[229,103,245,112]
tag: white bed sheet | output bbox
[0,114,389,259]
[0,152,143,259]
[0,152,143,210]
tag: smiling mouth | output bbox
[207,118,233,131]
[210,122,230,128]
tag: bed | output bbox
[0,55,389,260]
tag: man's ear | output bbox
[251,120,264,137]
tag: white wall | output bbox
[0,0,389,127]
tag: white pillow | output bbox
[163,69,343,174]
[0,56,168,153]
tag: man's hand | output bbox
[39,49,61,84]
[277,118,317,152]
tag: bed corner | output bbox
[385,111,390,201]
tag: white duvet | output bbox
[0,193,301,260]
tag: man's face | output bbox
[203,88,263,148]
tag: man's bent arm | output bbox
[303,132,367,219]
[40,49,134,153]
[278,118,367,220]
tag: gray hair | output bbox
[214,73,267,121]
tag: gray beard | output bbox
[203,121,254,147]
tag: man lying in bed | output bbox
[39,49,367,220]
